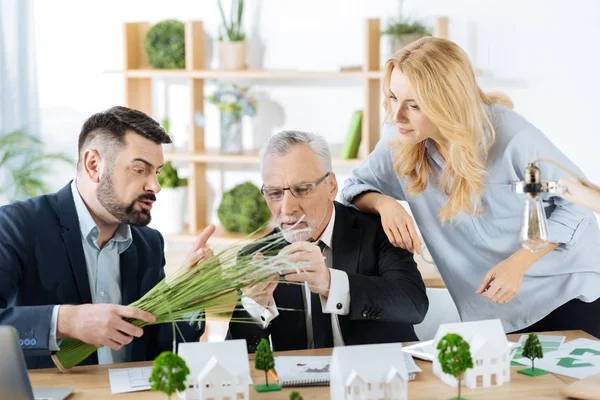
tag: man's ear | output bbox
[81,149,103,183]
[328,172,338,201]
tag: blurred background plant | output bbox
[218,182,271,234]
[218,0,246,41]
[0,130,73,202]
[208,84,257,117]
[144,19,186,69]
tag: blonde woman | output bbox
[341,37,600,337]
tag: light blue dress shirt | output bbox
[341,103,600,333]
[48,181,133,364]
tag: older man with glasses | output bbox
[228,130,429,352]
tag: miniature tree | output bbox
[518,332,549,377]
[437,333,473,400]
[290,391,304,400]
[254,338,281,392]
[149,351,190,399]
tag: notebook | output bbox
[274,354,421,387]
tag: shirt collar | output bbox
[70,180,133,253]
[316,205,336,249]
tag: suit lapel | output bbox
[331,201,363,274]
[56,182,93,304]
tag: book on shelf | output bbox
[340,110,363,160]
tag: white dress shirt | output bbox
[241,207,351,347]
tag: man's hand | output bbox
[57,304,156,350]
[241,252,279,307]
[280,242,331,297]
[168,224,216,278]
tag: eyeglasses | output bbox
[261,172,331,201]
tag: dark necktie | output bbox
[310,241,334,348]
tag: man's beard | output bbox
[279,203,330,243]
[97,172,155,227]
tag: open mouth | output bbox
[137,200,154,211]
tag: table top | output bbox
[28,330,596,399]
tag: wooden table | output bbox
[28,330,595,399]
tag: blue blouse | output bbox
[341,103,600,332]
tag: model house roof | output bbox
[179,339,252,385]
[433,319,509,356]
[197,355,236,382]
[331,343,409,383]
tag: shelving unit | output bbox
[122,17,448,244]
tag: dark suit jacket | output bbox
[229,201,429,352]
[0,182,202,369]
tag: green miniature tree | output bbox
[437,333,473,400]
[518,333,549,377]
[253,338,281,392]
[290,391,304,400]
[149,351,190,399]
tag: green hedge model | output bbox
[144,20,185,69]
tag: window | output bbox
[491,358,498,365]
[476,375,483,388]
[368,383,372,390]
[491,374,497,386]
[503,369,508,377]
[503,354,507,362]
[379,383,385,390]
[224,397,231,400]
[354,386,359,394]
[347,387,352,394]
[236,393,245,400]
[205,384,210,388]
[476,359,483,366]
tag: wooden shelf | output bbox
[165,224,271,244]
[164,149,364,167]
[125,69,368,79]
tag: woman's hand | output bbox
[374,195,421,254]
[476,257,528,303]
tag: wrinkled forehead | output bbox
[262,151,324,187]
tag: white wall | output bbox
[34,0,600,227]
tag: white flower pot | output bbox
[150,187,187,235]
[219,41,247,71]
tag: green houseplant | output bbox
[217,0,248,70]
[151,161,188,234]
[382,18,431,53]
[144,20,186,69]
[217,182,271,234]
[0,130,73,203]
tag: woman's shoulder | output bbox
[487,103,544,151]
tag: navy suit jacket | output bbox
[0,182,202,369]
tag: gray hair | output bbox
[260,130,332,174]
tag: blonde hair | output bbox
[383,37,513,222]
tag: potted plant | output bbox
[150,161,188,235]
[0,130,73,205]
[217,0,247,70]
[144,20,186,69]
[218,181,271,234]
[382,18,431,55]
[208,84,257,154]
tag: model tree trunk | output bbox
[265,370,269,387]
[458,373,462,399]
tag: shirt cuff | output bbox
[187,311,204,331]
[321,269,350,315]
[49,305,61,352]
[241,296,279,329]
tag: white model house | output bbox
[177,339,251,400]
[330,343,409,400]
[432,319,511,389]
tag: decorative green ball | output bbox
[218,182,271,234]
[144,20,186,69]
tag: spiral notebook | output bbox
[274,354,420,387]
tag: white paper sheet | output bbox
[108,366,152,394]
[513,339,600,379]
[402,340,519,362]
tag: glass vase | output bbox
[220,111,243,154]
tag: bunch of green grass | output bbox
[51,230,307,371]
